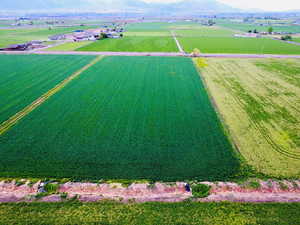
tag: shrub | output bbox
[246,180,261,189]
[192,184,211,198]
[44,183,60,194]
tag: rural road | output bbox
[1,50,300,58]
[171,31,185,53]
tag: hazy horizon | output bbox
[0,0,300,13]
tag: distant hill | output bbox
[1,0,239,14]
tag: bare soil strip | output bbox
[0,55,103,136]
[1,180,300,203]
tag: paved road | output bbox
[1,50,300,58]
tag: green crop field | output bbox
[1,201,300,225]
[124,31,171,37]
[125,22,198,32]
[77,36,178,52]
[0,56,239,181]
[45,41,92,51]
[293,38,300,43]
[178,37,300,54]
[0,54,95,124]
[199,58,300,178]
[0,26,97,48]
[175,26,236,37]
[218,22,300,33]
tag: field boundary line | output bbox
[0,55,104,136]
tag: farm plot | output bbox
[45,41,92,51]
[77,36,178,52]
[198,58,300,177]
[124,22,198,32]
[0,54,95,124]
[218,22,300,33]
[0,56,240,181]
[174,26,237,37]
[0,26,97,48]
[178,37,300,54]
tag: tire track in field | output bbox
[0,55,104,136]
[216,72,300,160]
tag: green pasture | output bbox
[0,54,95,123]
[178,37,300,54]
[0,56,239,181]
[77,36,178,52]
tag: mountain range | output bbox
[0,0,239,14]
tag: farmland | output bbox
[44,41,92,51]
[218,21,300,33]
[293,38,300,43]
[198,58,300,177]
[1,201,300,225]
[0,54,95,124]
[178,37,300,54]
[124,22,198,32]
[174,26,237,37]
[0,56,239,181]
[77,36,178,52]
[0,26,97,48]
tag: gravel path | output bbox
[171,31,185,53]
[1,50,300,58]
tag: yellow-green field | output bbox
[197,58,300,178]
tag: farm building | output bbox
[49,34,66,41]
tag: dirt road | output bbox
[1,50,300,58]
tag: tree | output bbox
[281,35,292,41]
[268,27,273,34]
[100,33,108,39]
[253,29,258,34]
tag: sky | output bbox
[143,0,300,11]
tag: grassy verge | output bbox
[0,201,300,225]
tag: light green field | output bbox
[124,31,171,37]
[199,58,300,178]
[178,37,300,54]
[293,38,300,43]
[77,36,178,52]
[0,26,97,48]
[125,22,199,32]
[175,26,237,37]
[218,22,300,33]
[45,41,92,51]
